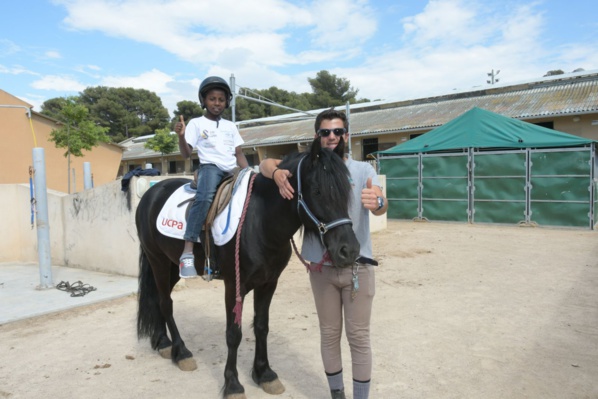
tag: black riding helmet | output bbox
[198,76,232,109]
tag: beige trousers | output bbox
[309,264,375,381]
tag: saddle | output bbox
[179,167,245,246]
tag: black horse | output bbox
[135,144,360,398]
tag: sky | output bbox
[1,0,597,118]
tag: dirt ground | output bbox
[1,220,597,399]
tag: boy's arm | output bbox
[235,146,249,168]
[175,116,193,158]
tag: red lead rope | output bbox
[233,173,257,326]
[291,237,330,273]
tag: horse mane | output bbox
[277,144,352,240]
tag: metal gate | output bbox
[379,144,596,229]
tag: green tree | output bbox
[230,87,313,121]
[48,97,110,193]
[78,86,170,142]
[172,100,203,126]
[144,127,177,158]
[307,70,361,108]
[40,98,67,121]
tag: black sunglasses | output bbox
[317,128,347,137]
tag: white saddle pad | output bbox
[156,170,252,246]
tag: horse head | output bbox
[291,144,360,268]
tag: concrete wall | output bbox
[62,179,139,276]
[0,177,158,277]
[1,172,386,276]
[0,184,66,265]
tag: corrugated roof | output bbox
[122,72,598,160]
[239,73,598,145]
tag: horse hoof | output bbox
[158,346,172,359]
[261,379,285,395]
[177,357,197,371]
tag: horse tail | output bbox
[136,247,161,343]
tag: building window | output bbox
[169,160,186,174]
[245,153,258,167]
[534,121,554,129]
[362,138,378,161]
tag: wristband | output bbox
[272,168,280,180]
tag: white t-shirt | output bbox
[184,116,244,172]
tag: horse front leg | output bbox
[223,283,246,399]
[252,282,285,395]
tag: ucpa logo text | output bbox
[161,218,184,230]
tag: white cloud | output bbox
[54,0,377,70]
[20,0,598,118]
[309,0,377,49]
[401,0,487,47]
[0,39,20,57]
[45,51,62,59]
[101,69,175,94]
[0,64,38,76]
[31,75,87,92]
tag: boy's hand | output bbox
[175,115,186,137]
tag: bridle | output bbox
[296,155,352,246]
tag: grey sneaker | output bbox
[179,253,198,278]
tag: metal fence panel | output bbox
[421,154,469,222]
[529,149,593,227]
[472,151,527,224]
[380,156,419,220]
[378,145,595,229]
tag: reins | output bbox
[290,236,330,272]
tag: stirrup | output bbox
[202,258,214,282]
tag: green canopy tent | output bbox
[378,107,597,228]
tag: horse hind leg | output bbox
[138,249,173,357]
[140,250,197,371]
[157,272,197,371]
[156,259,186,360]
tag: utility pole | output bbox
[487,69,500,84]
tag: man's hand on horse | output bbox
[274,169,294,200]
